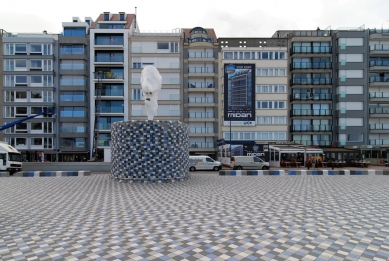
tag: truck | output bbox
[0,141,22,174]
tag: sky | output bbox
[1,0,389,37]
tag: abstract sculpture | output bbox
[140,65,162,120]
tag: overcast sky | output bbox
[1,0,389,37]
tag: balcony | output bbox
[188,82,215,89]
[290,62,332,70]
[370,29,389,34]
[369,108,389,114]
[95,55,124,63]
[291,125,332,132]
[189,142,214,148]
[188,112,215,118]
[370,44,389,51]
[293,140,331,146]
[94,72,124,80]
[370,60,389,67]
[370,124,389,130]
[98,140,111,146]
[188,67,215,73]
[291,46,332,54]
[98,123,114,130]
[188,52,214,58]
[369,139,389,145]
[189,127,215,133]
[188,97,215,103]
[94,36,124,46]
[188,37,213,43]
[370,92,389,99]
[291,109,332,116]
[291,78,332,85]
[98,107,124,113]
[95,89,124,97]
[291,93,332,101]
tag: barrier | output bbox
[219,169,389,176]
[0,171,91,177]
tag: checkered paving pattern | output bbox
[1,175,389,260]
[111,120,189,181]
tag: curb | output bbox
[219,169,389,176]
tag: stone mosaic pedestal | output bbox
[110,120,189,182]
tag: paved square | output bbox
[1,174,389,260]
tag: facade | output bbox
[218,38,289,148]
[89,12,137,161]
[58,17,91,162]
[129,29,183,122]
[183,27,219,158]
[2,31,57,162]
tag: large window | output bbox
[60,107,86,117]
[60,91,86,101]
[61,138,86,149]
[223,132,287,141]
[60,123,87,133]
[60,60,85,70]
[256,101,286,109]
[63,28,86,36]
[60,76,86,86]
[99,117,123,130]
[30,75,53,87]
[15,44,27,54]
[256,68,286,76]
[60,44,85,55]
[256,117,286,125]
[256,85,286,93]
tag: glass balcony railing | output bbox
[369,108,389,114]
[98,123,113,130]
[369,60,389,66]
[291,93,332,101]
[94,72,124,80]
[95,36,124,45]
[98,107,124,113]
[369,76,389,83]
[370,44,389,51]
[370,29,389,34]
[98,140,111,146]
[189,127,215,133]
[291,78,332,85]
[60,79,86,86]
[291,62,332,69]
[292,140,331,146]
[370,139,389,145]
[291,109,332,116]
[291,46,332,54]
[369,92,389,98]
[60,64,85,70]
[189,142,214,148]
[369,124,389,130]
[188,112,215,118]
[188,52,215,58]
[95,55,124,63]
[188,67,214,73]
[291,125,332,132]
[188,82,214,88]
[188,37,213,43]
[60,47,86,55]
[95,89,124,96]
[60,111,86,117]
[188,97,215,103]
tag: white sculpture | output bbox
[140,65,162,120]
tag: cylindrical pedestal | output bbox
[111,120,189,182]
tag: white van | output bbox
[189,156,222,171]
[230,156,270,170]
[0,141,22,174]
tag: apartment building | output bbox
[368,29,389,151]
[183,27,219,158]
[218,38,289,147]
[58,17,91,162]
[129,29,183,122]
[89,12,138,161]
[2,31,57,162]
[274,27,381,162]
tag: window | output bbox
[119,13,125,21]
[60,60,84,70]
[15,91,27,99]
[257,68,286,77]
[104,13,110,21]
[132,89,142,100]
[60,107,86,117]
[338,54,363,63]
[338,118,363,126]
[30,44,42,53]
[338,38,364,47]
[256,101,287,109]
[337,86,363,95]
[60,123,87,133]
[63,28,86,36]
[15,60,27,70]
[60,91,85,101]
[15,44,27,54]
[157,43,169,49]
[170,42,179,53]
[339,70,363,79]
[4,44,15,55]
[256,116,287,125]
[31,138,43,146]
[224,52,233,59]
[60,76,85,86]
[60,44,85,55]
[337,102,363,111]
[15,76,28,85]
[347,134,363,142]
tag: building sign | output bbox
[224,64,256,126]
